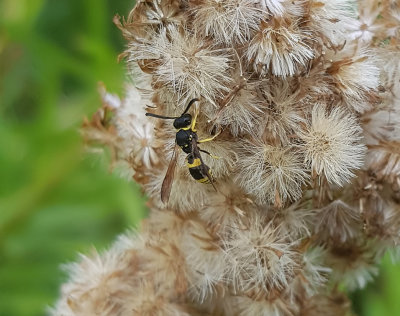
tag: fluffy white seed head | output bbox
[50,248,137,316]
[191,0,262,45]
[309,0,360,45]
[377,49,400,99]
[180,220,225,303]
[326,50,380,112]
[127,121,161,169]
[130,26,233,106]
[258,0,285,16]
[350,0,385,43]
[260,79,305,144]
[113,83,163,169]
[213,83,266,136]
[236,140,309,206]
[125,0,186,37]
[301,247,332,294]
[314,200,362,243]
[247,19,314,77]
[299,105,366,186]
[198,180,257,232]
[362,107,400,145]
[272,201,316,241]
[222,214,300,293]
[365,141,400,187]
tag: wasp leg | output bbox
[199,149,221,159]
[190,101,200,132]
[198,129,221,143]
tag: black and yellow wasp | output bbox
[145,99,219,203]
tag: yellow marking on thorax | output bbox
[197,178,210,183]
[187,157,202,168]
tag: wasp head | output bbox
[173,114,192,129]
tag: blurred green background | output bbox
[0,1,146,315]
[0,1,399,315]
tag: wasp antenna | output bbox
[182,98,200,115]
[145,113,177,120]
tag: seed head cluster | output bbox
[53,0,400,315]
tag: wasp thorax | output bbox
[173,114,192,129]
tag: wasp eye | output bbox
[183,115,192,126]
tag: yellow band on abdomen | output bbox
[187,157,202,168]
[197,177,210,183]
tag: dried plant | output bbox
[52,0,400,315]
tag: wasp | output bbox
[146,99,220,203]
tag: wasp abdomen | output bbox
[186,155,211,184]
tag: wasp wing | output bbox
[161,143,179,204]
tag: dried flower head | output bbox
[237,140,309,205]
[222,214,300,293]
[260,79,304,144]
[326,51,380,112]
[130,26,233,106]
[259,0,286,16]
[314,200,362,243]
[272,201,316,241]
[247,19,314,76]
[213,80,265,136]
[191,0,262,44]
[53,0,400,314]
[309,0,359,44]
[299,105,366,186]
